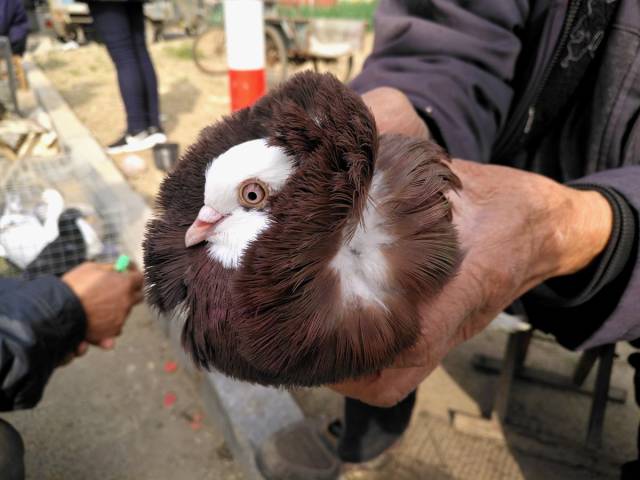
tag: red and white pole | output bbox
[223,0,267,112]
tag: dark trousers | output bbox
[10,38,26,56]
[88,1,160,134]
[338,390,416,462]
[0,418,24,480]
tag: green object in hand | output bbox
[114,254,130,273]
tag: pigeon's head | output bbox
[58,207,83,226]
[184,139,293,269]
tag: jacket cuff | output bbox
[26,276,88,363]
[522,184,638,349]
[541,184,637,306]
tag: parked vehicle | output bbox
[39,0,92,44]
[192,0,365,85]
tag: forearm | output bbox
[449,161,613,294]
[0,276,86,410]
[524,167,640,349]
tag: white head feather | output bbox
[201,138,293,268]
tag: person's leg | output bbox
[257,390,418,479]
[10,38,27,57]
[0,418,25,480]
[88,1,148,134]
[337,390,416,462]
[126,2,162,130]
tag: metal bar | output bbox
[572,348,600,386]
[473,354,626,404]
[586,344,615,449]
[493,331,531,422]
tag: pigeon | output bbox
[0,188,65,269]
[144,72,462,387]
[23,208,89,279]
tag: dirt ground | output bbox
[32,33,373,205]
[28,32,640,480]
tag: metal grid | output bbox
[0,154,125,279]
[0,36,18,113]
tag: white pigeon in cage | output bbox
[0,188,65,269]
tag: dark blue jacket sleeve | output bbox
[0,276,86,411]
[572,167,640,348]
[350,0,530,162]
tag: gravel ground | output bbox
[33,33,373,205]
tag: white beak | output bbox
[185,206,225,248]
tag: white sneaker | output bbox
[107,128,167,155]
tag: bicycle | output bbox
[192,1,364,86]
[192,0,287,87]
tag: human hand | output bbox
[62,261,144,350]
[361,87,431,140]
[58,341,90,367]
[329,90,614,407]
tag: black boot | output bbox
[256,390,417,479]
[337,390,416,462]
[0,418,25,480]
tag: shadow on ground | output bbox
[293,328,636,480]
[160,78,200,135]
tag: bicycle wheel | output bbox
[312,55,354,83]
[194,24,289,87]
[265,25,288,88]
[193,26,227,75]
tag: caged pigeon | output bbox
[144,72,462,387]
[0,188,105,279]
[0,189,65,269]
[23,208,102,279]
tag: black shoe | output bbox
[145,126,168,146]
[256,418,342,480]
[621,459,640,480]
[107,128,167,155]
[337,391,416,463]
[0,418,25,480]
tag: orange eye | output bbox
[239,180,267,207]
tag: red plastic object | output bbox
[164,361,178,373]
[229,69,266,112]
[163,392,177,408]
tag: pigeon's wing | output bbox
[75,218,104,259]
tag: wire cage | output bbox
[0,36,19,114]
[0,154,126,280]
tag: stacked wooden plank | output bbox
[0,113,59,162]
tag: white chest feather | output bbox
[329,173,393,309]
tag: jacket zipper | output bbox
[493,0,583,161]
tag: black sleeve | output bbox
[0,275,87,411]
[522,185,638,349]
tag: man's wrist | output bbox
[542,184,613,280]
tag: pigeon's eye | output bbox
[239,180,268,208]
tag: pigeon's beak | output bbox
[185,206,224,248]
